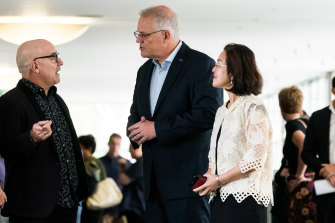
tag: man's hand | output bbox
[0,187,7,209]
[128,116,156,145]
[320,164,335,179]
[30,120,53,143]
[320,164,335,187]
[327,175,335,187]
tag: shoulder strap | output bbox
[297,118,307,129]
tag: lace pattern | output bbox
[208,95,273,206]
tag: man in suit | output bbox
[0,39,87,223]
[302,76,335,223]
[127,5,223,223]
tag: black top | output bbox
[282,118,308,175]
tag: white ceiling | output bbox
[1,0,335,103]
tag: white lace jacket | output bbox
[208,95,273,206]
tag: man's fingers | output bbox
[37,120,51,126]
[128,123,140,132]
[131,133,143,142]
[129,128,141,139]
[140,116,146,122]
[138,137,147,145]
[33,124,43,131]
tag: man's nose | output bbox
[58,58,63,66]
[136,36,142,43]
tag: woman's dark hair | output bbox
[224,43,263,95]
[78,134,96,154]
[332,76,335,88]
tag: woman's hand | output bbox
[287,175,311,193]
[193,173,220,196]
[279,168,289,177]
[0,187,7,209]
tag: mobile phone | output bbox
[189,175,207,189]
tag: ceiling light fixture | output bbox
[0,16,95,45]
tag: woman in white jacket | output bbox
[194,43,273,223]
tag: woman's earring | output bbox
[230,79,233,84]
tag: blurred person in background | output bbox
[100,133,131,188]
[0,155,8,223]
[119,144,145,223]
[302,76,335,223]
[99,133,131,219]
[272,86,316,223]
[79,135,107,223]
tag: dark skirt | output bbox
[287,176,317,223]
[211,194,267,223]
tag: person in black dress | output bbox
[272,86,316,223]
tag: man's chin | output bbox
[140,51,149,58]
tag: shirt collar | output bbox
[22,78,57,97]
[152,41,183,67]
[330,100,335,114]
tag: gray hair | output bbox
[16,48,31,76]
[140,5,179,40]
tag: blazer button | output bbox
[179,59,183,62]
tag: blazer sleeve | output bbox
[127,70,141,149]
[154,56,223,145]
[0,95,36,160]
[301,113,323,174]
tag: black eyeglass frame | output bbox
[133,30,166,39]
[33,53,59,63]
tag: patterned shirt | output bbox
[22,78,78,208]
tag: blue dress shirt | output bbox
[150,41,183,116]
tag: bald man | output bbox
[0,39,87,223]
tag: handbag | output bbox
[86,177,123,210]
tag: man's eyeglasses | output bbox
[133,30,165,39]
[33,53,59,63]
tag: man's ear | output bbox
[163,30,171,42]
[31,61,39,73]
[331,87,335,96]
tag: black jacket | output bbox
[302,106,331,179]
[127,42,223,200]
[0,79,87,218]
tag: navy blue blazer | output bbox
[302,106,331,179]
[127,42,223,200]
[0,80,87,218]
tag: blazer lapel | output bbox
[152,42,189,117]
[142,61,154,119]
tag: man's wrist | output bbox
[30,134,39,147]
